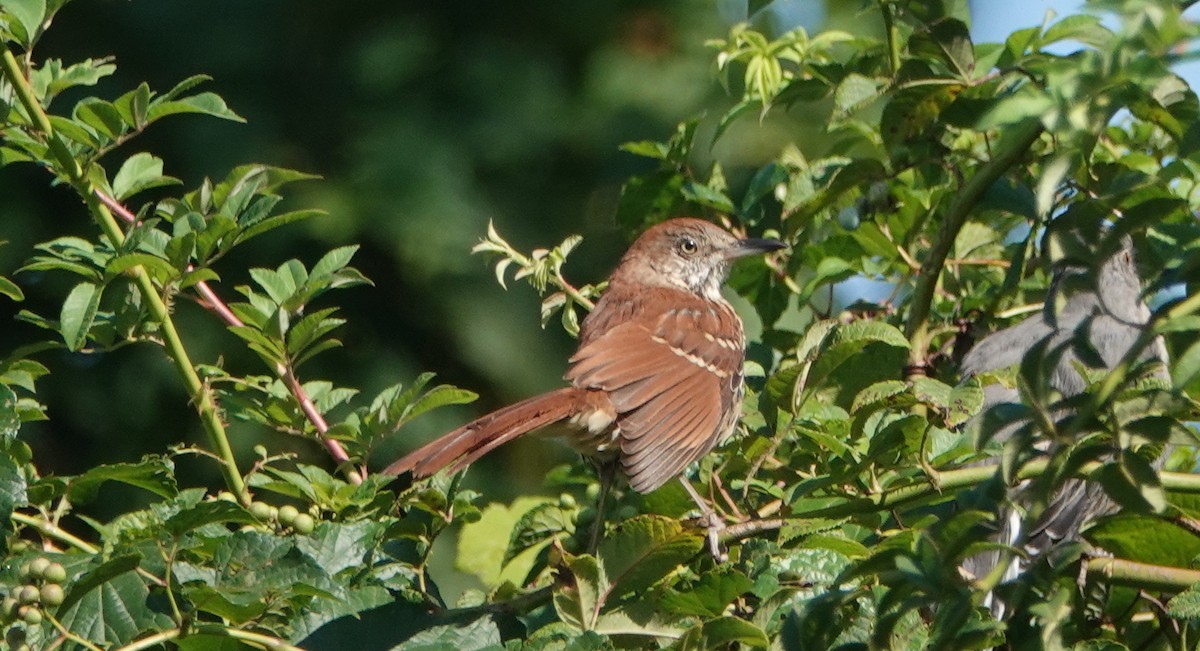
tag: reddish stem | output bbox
[94,189,364,484]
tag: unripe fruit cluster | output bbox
[249,500,316,534]
[3,556,67,630]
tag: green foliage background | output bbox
[3,0,1200,649]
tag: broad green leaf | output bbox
[675,616,769,650]
[0,0,46,46]
[661,567,755,617]
[0,383,20,443]
[458,496,552,587]
[1041,13,1114,49]
[0,274,24,300]
[1168,585,1200,620]
[163,500,255,536]
[598,515,704,600]
[851,380,909,413]
[0,446,27,524]
[555,553,603,630]
[389,614,503,650]
[147,92,245,123]
[505,501,575,566]
[1085,514,1200,567]
[68,456,178,503]
[289,584,393,644]
[74,98,126,140]
[311,245,359,279]
[58,554,174,645]
[59,281,102,351]
[111,152,180,200]
[106,252,178,282]
[834,73,882,116]
[1096,452,1167,514]
[295,520,386,577]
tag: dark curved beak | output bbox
[725,237,787,259]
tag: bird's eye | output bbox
[677,237,699,256]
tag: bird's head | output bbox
[615,218,786,300]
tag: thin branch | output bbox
[905,118,1043,375]
[1090,558,1200,593]
[95,187,363,484]
[1,43,248,502]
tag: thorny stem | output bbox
[0,43,248,502]
[96,190,364,484]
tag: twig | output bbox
[0,43,248,502]
[905,119,1044,377]
[95,187,363,484]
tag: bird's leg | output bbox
[587,458,618,553]
[679,476,728,562]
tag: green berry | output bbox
[249,501,273,520]
[27,558,50,579]
[576,506,597,526]
[2,596,17,618]
[585,483,600,501]
[18,605,41,624]
[277,505,299,525]
[558,493,577,509]
[39,584,64,607]
[17,562,30,580]
[42,563,66,584]
[268,506,279,522]
[292,513,316,534]
[17,586,39,605]
[9,540,29,554]
[216,491,237,502]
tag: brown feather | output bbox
[382,387,607,477]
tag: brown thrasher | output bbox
[383,218,784,514]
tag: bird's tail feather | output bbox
[382,387,585,478]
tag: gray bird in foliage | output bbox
[958,232,1168,606]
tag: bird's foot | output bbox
[701,510,728,562]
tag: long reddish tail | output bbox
[382,387,590,478]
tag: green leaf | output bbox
[147,92,245,123]
[555,553,603,630]
[106,252,178,282]
[235,208,326,245]
[675,616,770,650]
[295,520,386,577]
[1168,585,1200,620]
[74,98,127,140]
[661,567,755,617]
[68,456,178,504]
[1096,452,1167,514]
[310,245,359,279]
[58,554,173,645]
[1041,13,1114,49]
[834,73,882,116]
[0,445,27,524]
[598,515,704,600]
[458,497,553,588]
[0,0,46,46]
[111,152,180,200]
[163,500,255,536]
[59,281,103,351]
[0,275,23,301]
[505,501,575,565]
[1085,515,1200,567]
[851,380,909,413]
[389,613,503,650]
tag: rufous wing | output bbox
[566,300,744,492]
